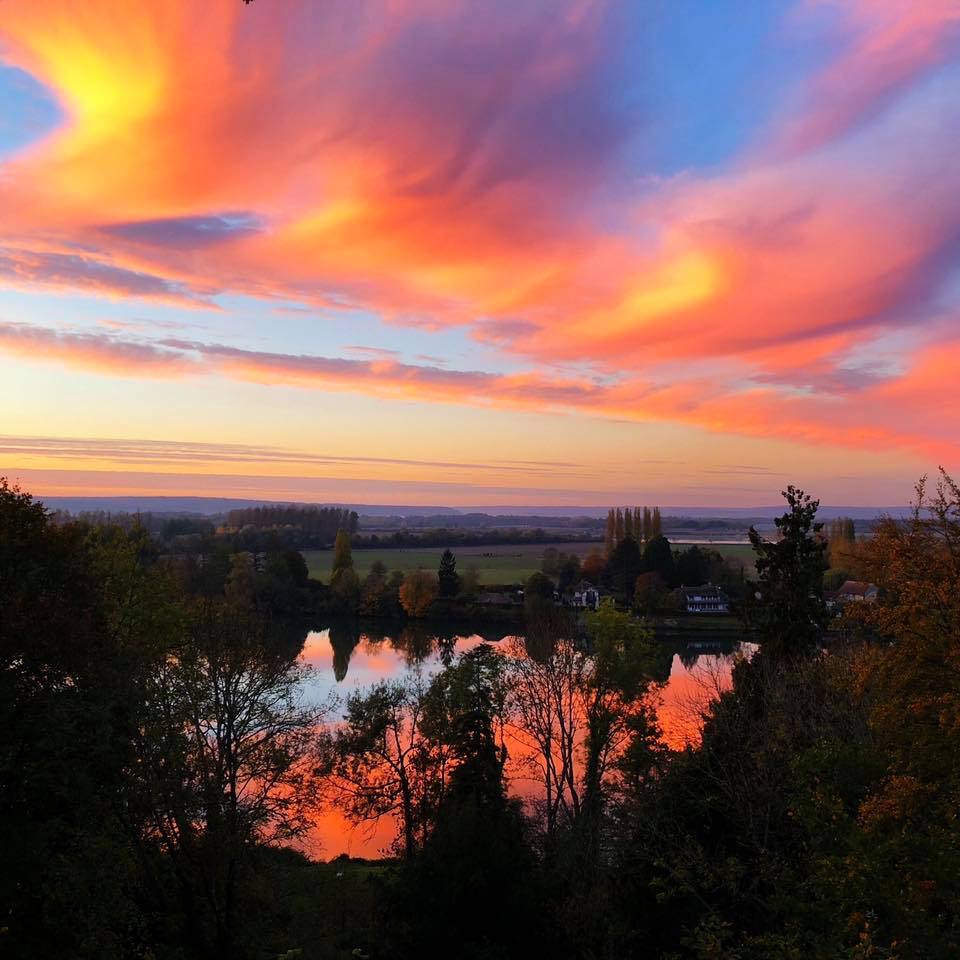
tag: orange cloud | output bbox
[0,0,958,472]
[3,321,958,465]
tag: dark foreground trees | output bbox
[1,480,323,959]
[134,603,323,956]
[4,474,960,959]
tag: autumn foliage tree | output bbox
[847,469,960,828]
[399,569,439,618]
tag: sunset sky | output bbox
[1,0,958,507]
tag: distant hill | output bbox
[39,495,911,522]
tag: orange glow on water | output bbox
[298,630,740,858]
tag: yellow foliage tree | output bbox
[399,569,438,618]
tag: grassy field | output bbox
[304,539,754,584]
[303,541,600,584]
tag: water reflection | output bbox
[294,619,752,857]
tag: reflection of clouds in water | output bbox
[298,629,751,857]
[299,629,490,718]
[656,644,757,750]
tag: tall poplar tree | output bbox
[332,528,353,575]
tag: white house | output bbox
[570,581,601,610]
[679,584,730,614]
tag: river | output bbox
[294,621,752,858]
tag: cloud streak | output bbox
[2,321,957,463]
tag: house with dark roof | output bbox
[836,580,878,602]
[678,584,730,614]
[568,581,602,610]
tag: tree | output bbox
[633,571,667,614]
[581,550,607,584]
[359,559,389,615]
[747,485,828,659]
[558,553,581,592]
[624,506,634,540]
[642,506,652,542]
[331,528,353,576]
[329,529,359,610]
[615,507,626,544]
[642,534,675,585]
[136,602,322,955]
[580,603,657,855]
[506,603,658,862]
[437,548,460,597]
[506,633,587,841]
[458,563,480,598]
[651,505,663,538]
[321,678,442,858]
[605,508,616,556]
[608,535,643,599]
[399,569,438,617]
[0,481,151,957]
[849,470,960,819]
[390,649,545,959]
[225,551,257,608]
[525,570,555,601]
[542,545,561,574]
[330,566,360,610]
[675,544,709,586]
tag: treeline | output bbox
[604,505,662,554]
[4,474,959,958]
[352,527,599,548]
[224,504,358,538]
[362,512,606,532]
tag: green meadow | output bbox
[303,540,755,585]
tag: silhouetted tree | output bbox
[642,534,675,585]
[437,548,460,597]
[605,508,616,556]
[746,485,827,659]
[558,552,582,592]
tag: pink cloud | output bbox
[3,321,958,464]
[770,0,960,157]
[0,1,957,472]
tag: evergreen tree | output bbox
[624,507,634,540]
[642,534,675,585]
[642,506,652,542]
[675,544,708,586]
[437,548,460,597]
[615,507,626,544]
[747,485,828,659]
[651,505,662,538]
